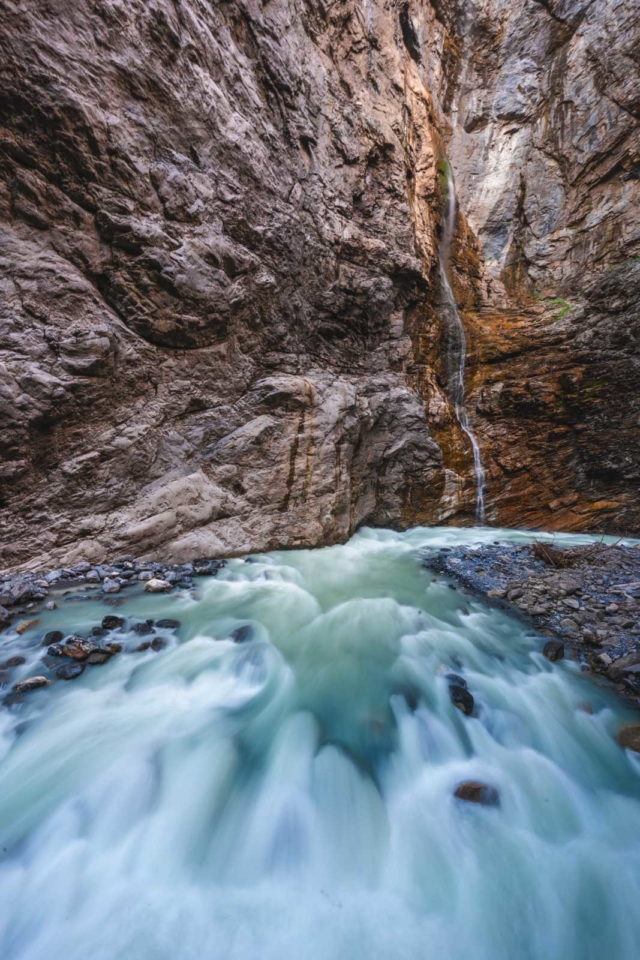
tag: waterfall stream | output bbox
[439,163,487,522]
[1,526,640,959]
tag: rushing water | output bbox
[439,163,487,522]
[1,526,640,960]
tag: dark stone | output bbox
[454,781,500,806]
[91,626,107,636]
[449,684,474,715]
[132,620,154,635]
[446,673,467,688]
[102,615,125,630]
[136,641,151,652]
[103,642,123,654]
[87,651,111,665]
[56,662,85,680]
[43,630,63,646]
[543,640,565,662]
[156,618,181,629]
[230,625,253,644]
[1,655,27,668]
[150,637,166,651]
[13,676,51,693]
[47,643,66,657]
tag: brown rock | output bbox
[15,618,39,635]
[454,781,500,806]
[617,725,640,753]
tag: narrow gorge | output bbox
[3,4,640,959]
[1,0,638,573]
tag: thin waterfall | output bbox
[438,161,486,523]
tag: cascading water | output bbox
[439,162,487,523]
[1,526,640,959]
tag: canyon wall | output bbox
[0,0,638,570]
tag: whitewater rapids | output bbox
[1,526,640,960]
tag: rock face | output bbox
[0,0,639,570]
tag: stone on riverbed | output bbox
[617,725,640,753]
[543,640,564,661]
[1,656,26,669]
[230,625,253,644]
[454,781,500,806]
[61,637,96,660]
[449,684,474,715]
[42,630,63,646]
[13,676,51,693]
[104,642,123,654]
[87,651,111,665]
[0,605,11,629]
[56,663,85,680]
[102,616,125,630]
[144,578,172,593]
[16,618,39,635]
[156,619,181,629]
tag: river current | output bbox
[1,526,640,959]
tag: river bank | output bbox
[428,539,640,707]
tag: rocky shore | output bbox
[427,540,640,707]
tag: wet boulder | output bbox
[13,676,51,693]
[144,578,172,593]
[47,643,66,658]
[102,616,125,630]
[617,725,640,753]
[87,651,111,665]
[454,781,500,806]
[56,662,85,680]
[446,673,467,688]
[543,640,564,661]
[61,636,96,660]
[449,683,474,715]
[150,637,166,651]
[42,630,64,646]
[132,620,154,635]
[104,642,123,655]
[16,618,39,635]
[230,625,253,644]
[156,618,181,629]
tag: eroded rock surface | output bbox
[0,0,639,570]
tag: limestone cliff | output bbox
[0,0,638,570]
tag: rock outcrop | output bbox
[0,0,639,570]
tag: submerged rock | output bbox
[454,781,500,806]
[13,676,51,693]
[230,625,253,644]
[449,684,475,716]
[1,656,26,669]
[156,618,181,629]
[543,640,564,662]
[56,663,85,680]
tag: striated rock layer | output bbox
[0,0,639,570]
